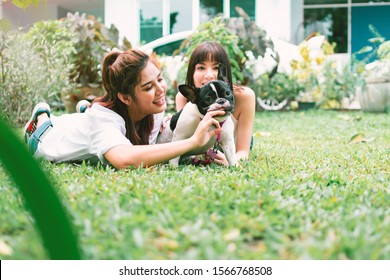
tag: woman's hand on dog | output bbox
[160,113,172,133]
[191,110,224,149]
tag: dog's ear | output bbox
[217,64,229,84]
[178,84,198,103]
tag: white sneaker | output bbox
[23,102,51,143]
[76,100,91,113]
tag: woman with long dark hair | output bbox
[176,42,255,165]
[24,49,224,169]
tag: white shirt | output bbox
[36,104,164,165]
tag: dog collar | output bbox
[191,120,226,166]
[209,120,225,161]
[217,120,225,142]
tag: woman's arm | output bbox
[104,111,224,169]
[234,86,256,161]
[175,92,187,111]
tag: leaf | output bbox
[11,0,39,9]
[377,41,390,59]
[337,115,362,122]
[349,133,366,144]
[0,240,13,256]
[368,37,385,44]
[349,133,374,144]
[253,131,271,137]
[132,229,144,247]
[0,18,12,32]
[337,115,353,121]
[153,238,179,250]
[223,229,240,241]
[356,46,373,55]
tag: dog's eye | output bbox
[225,91,232,96]
[205,96,214,103]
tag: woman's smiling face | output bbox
[193,60,220,88]
[131,61,167,120]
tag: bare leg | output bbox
[36,113,50,129]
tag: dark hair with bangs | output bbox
[185,42,233,90]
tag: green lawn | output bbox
[0,110,389,259]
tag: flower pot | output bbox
[256,97,289,111]
[297,101,316,110]
[357,78,390,113]
[61,84,103,113]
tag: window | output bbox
[304,7,348,53]
[230,0,255,20]
[200,0,223,23]
[169,0,192,34]
[352,5,390,60]
[304,0,346,4]
[352,0,390,3]
[304,0,390,54]
[140,0,163,44]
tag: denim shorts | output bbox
[28,119,53,155]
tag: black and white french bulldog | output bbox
[157,64,237,167]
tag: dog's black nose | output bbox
[217,99,226,105]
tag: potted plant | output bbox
[290,34,336,110]
[256,72,303,111]
[356,27,390,113]
[317,60,359,110]
[224,7,278,85]
[61,12,122,112]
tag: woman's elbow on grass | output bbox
[104,145,146,169]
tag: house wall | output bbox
[2,2,58,29]
[1,1,104,30]
[2,0,389,57]
[104,0,139,45]
[256,0,303,43]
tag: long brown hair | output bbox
[185,42,234,91]
[94,49,154,145]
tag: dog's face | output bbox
[178,64,234,117]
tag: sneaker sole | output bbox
[23,103,51,143]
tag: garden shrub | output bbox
[176,10,277,86]
[25,19,74,103]
[0,31,47,127]
[0,21,73,128]
[256,72,303,104]
[318,61,358,109]
[176,16,246,84]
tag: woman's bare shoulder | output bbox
[233,85,255,100]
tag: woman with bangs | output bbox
[176,42,256,166]
[23,49,225,169]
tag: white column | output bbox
[192,0,200,30]
[255,0,261,28]
[223,0,230,18]
[104,0,140,47]
[162,0,170,36]
[291,0,304,44]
